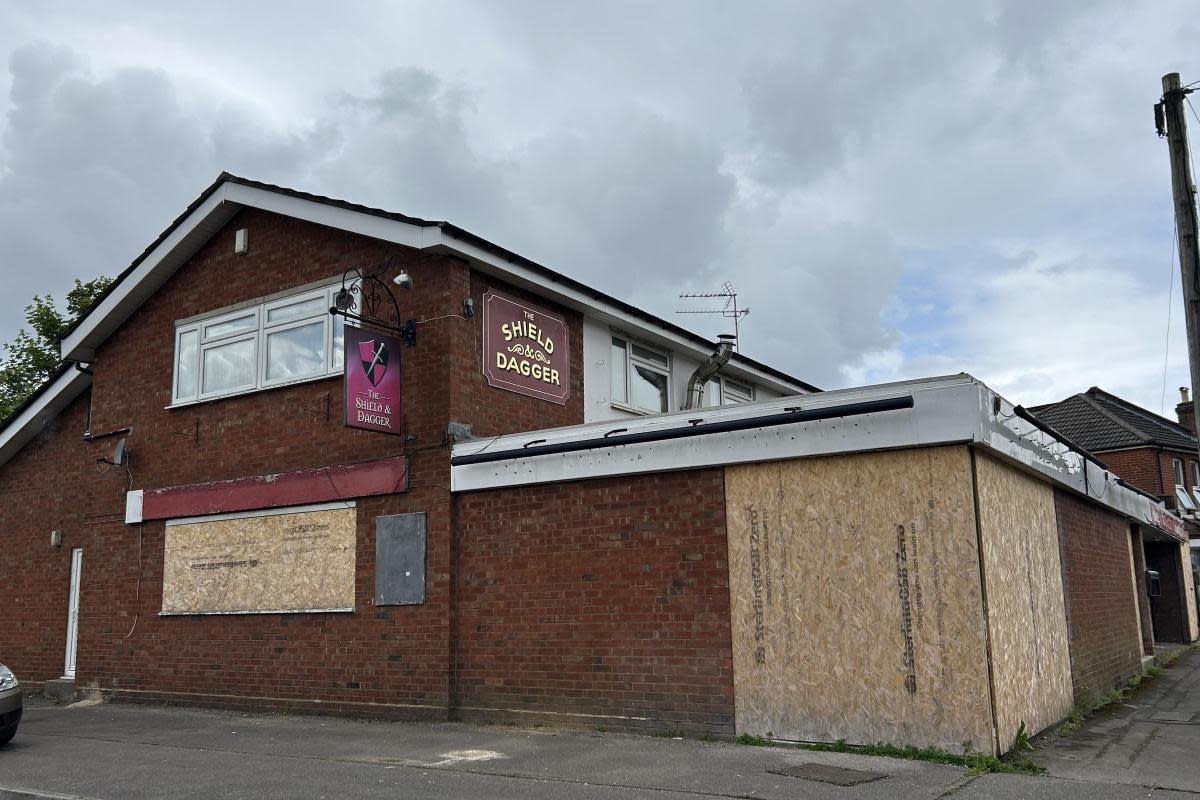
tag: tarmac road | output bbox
[1,697,1197,800]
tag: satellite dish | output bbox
[111,438,127,466]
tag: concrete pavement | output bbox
[1035,647,1200,793]
[2,697,1198,800]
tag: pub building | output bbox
[2,174,1196,756]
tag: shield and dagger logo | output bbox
[359,339,390,387]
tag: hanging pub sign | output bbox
[482,289,569,405]
[344,326,402,434]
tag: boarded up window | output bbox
[162,504,356,615]
[375,513,426,606]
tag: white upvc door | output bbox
[64,547,82,679]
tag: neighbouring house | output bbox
[1,175,1194,758]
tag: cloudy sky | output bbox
[1,1,1198,411]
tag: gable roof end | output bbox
[60,173,818,394]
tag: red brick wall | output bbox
[1099,449,1166,498]
[0,392,128,686]
[448,271,585,438]
[451,470,735,734]
[1,207,587,716]
[1053,490,1143,697]
[1099,447,1200,511]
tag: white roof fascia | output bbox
[61,177,808,394]
[62,185,237,362]
[451,374,982,490]
[981,388,1187,541]
[231,184,807,392]
[221,183,435,250]
[61,182,439,363]
[0,369,92,466]
[451,372,1186,542]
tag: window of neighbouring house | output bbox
[700,376,756,407]
[721,377,754,405]
[1177,486,1197,512]
[610,335,670,414]
[172,282,346,405]
[1173,457,1186,488]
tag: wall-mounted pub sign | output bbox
[345,326,402,434]
[482,290,569,405]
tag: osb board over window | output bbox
[725,446,995,753]
[973,454,1072,747]
[162,505,356,614]
[1182,542,1199,642]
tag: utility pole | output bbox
[1158,73,1200,459]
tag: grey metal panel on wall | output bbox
[375,513,426,606]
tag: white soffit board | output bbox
[222,183,433,250]
[0,369,91,467]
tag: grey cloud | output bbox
[505,110,736,296]
[2,1,1199,405]
[0,42,323,344]
[720,217,900,389]
[311,67,507,226]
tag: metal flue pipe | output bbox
[685,334,736,410]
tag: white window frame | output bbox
[1173,457,1186,489]
[719,377,755,405]
[700,376,756,408]
[171,281,346,407]
[610,334,671,415]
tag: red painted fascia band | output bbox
[139,456,407,521]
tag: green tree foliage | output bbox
[0,276,113,421]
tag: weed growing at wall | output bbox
[735,734,1045,775]
[1056,643,1195,737]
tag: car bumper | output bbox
[0,687,22,730]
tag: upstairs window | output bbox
[1173,458,1186,489]
[173,283,345,405]
[701,376,756,407]
[610,335,670,414]
[721,377,755,405]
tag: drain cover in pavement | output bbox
[1150,711,1194,722]
[769,763,889,786]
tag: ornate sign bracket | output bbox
[329,253,417,347]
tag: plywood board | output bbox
[1127,534,1145,654]
[974,454,1073,747]
[725,446,995,753]
[163,505,356,614]
[1182,542,1199,642]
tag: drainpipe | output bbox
[685,335,736,410]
